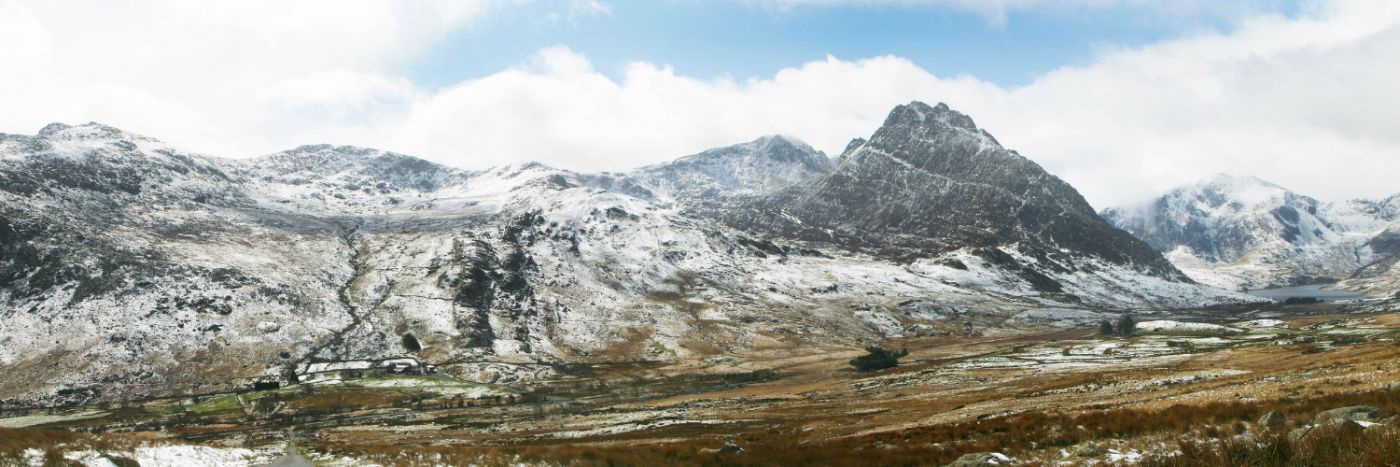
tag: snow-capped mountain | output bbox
[1102,174,1400,292]
[0,103,1251,405]
[1339,198,1400,296]
[630,135,832,201]
[710,102,1188,288]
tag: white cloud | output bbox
[0,0,502,154]
[257,70,418,113]
[368,0,1400,207]
[2,0,1398,208]
[979,0,1400,205]
[371,48,986,174]
[742,0,1299,27]
[566,0,611,19]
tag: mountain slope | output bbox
[710,102,1192,295]
[1102,174,1398,292]
[629,135,831,201]
[0,113,1250,406]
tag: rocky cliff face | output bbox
[0,107,1249,406]
[712,102,1189,286]
[1102,174,1399,292]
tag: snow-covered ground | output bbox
[1134,320,1241,335]
[19,445,277,467]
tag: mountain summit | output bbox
[630,135,832,200]
[1102,174,1399,290]
[719,101,1187,281]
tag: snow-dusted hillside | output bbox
[711,102,1191,284]
[629,135,832,201]
[1102,174,1399,293]
[0,106,1252,405]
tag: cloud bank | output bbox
[1,0,1397,207]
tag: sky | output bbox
[1,0,1397,208]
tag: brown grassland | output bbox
[4,310,1400,465]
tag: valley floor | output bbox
[5,305,1400,466]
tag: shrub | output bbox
[0,427,84,464]
[1098,320,1115,336]
[849,346,909,372]
[1116,314,1136,336]
[401,333,422,352]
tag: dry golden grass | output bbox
[277,386,415,414]
[0,348,83,401]
[1144,424,1400,467]
[14,312,1400,466]
[590,327,656,361]
[0,427,84,457]
[315,386,1400,467]
[0,427,142,466]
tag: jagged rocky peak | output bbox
[885,101,977,131]
[833,101,1046,200]
[865,101,1001,150]
[629,134,832,200]
[720,101,1187,281]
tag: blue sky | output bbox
[418,1,1303,87]
[2,0,1395,207]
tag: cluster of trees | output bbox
[849,346,909,372]
[1098,313,1136,337]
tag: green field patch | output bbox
[185,395,241,414]
[143,403,185,416]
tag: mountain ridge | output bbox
[709,101,1187,282]
[629,134,832,201]
[1102,173,1400,292]
[0,106,1253,406]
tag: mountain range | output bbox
[1102,174,1400,293]
[1,103,1254,405]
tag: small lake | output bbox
[1247,284,1367,301]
